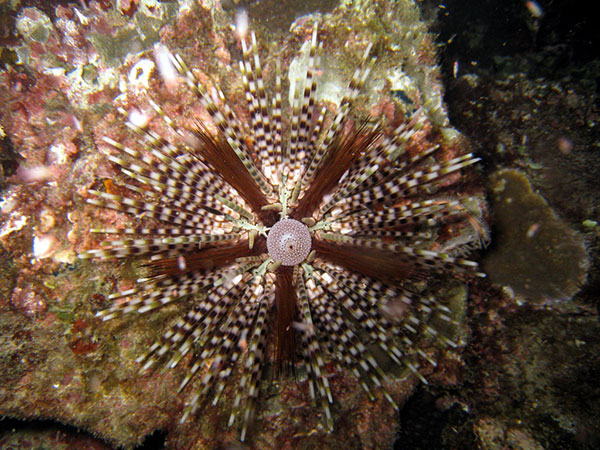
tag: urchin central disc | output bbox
[266,218,311,266]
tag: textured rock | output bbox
[0,1,484,449]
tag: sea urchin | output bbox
[80,22,485,442]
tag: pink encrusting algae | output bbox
[0,1,492,448]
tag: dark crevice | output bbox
[0,416,166,449]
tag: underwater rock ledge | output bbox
[0,1,487,449]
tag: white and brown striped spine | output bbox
[80,22,486,442]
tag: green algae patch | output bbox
[87,28,141,67]
[87,2,177,67]
[16,8,53,44]
[483,169,588,303]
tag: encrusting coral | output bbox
[0,1,488,448]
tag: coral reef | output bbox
[0,0,486,448]
[2,0,598,449]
